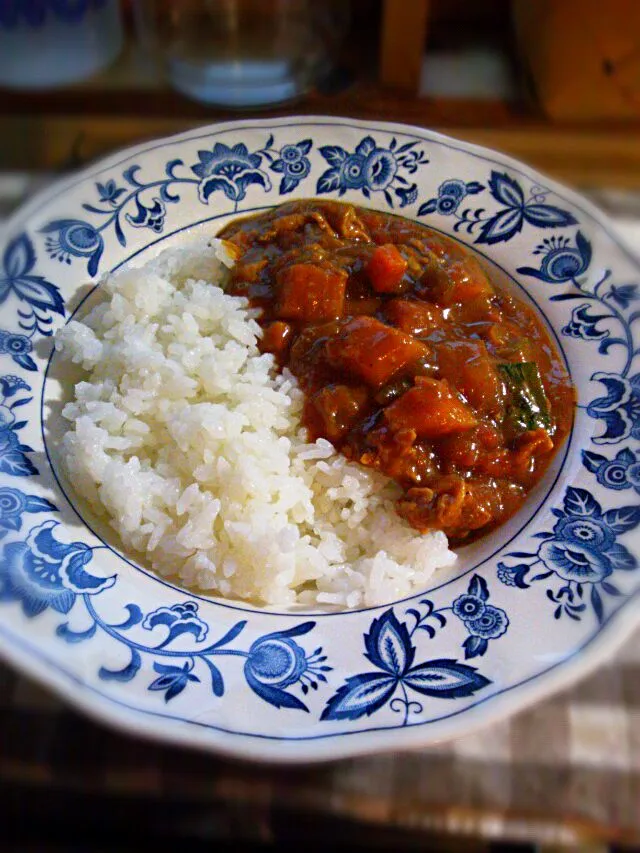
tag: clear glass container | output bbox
[133,0,349,107]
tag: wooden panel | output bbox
[379,0,430,92]
[513,0,640,120]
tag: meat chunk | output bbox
[430,257,494,306]
[383,377,477,438]
[275,263,347,321]
[325,316,429,389]
[307,384,368,443]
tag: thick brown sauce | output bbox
[219,200,574,543]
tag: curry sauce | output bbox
[219,200,574,543]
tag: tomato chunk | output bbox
[326,316,429,388]
[367,244,408,293]
[275,263,347,321]
[384,298,445,336]
[384,377,477,438]
[260,321,293,358]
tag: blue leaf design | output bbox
[591,586,604,624]
[601,581,622,596]
[87,243,104,278]
[466,181,484,194]
[245,667,308,711]
[112,604,143,629]
[602,505,640,533]
[13,354,37,371]
[468,574,489,601]
[564,487,601,518]
[55,622,98,643]
[114,217,126,248]
[204,619,247,652]
[0,451,37,477]
[488,171,524,208]
[355,136,376,157]
[203,656,224,697]
[11,276,64,315]
[582,450,607,473]
[24,495,57,513]
[403,659,491,698]
[319,145,347,167]
[280,173,299,195]
[575,231,592,270]
[160,184,181,204]
[321,672,396,721]
[9,397,32,410]
[606,543,636,571]
[316,167,341,195]
[364,610,414,676]
[270,159,285,173]
[516,266,552,281]
[123,165,143,187]
[476,208,524,245]
[297,139,312,155]
[99,649,141,682]
[523,204,578,229]
[462,635,488,659]
[3,234,35,279]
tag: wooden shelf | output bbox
[2,41,640,190]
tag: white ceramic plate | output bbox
[0,117,639,763]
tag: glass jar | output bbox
[133,0,349,107]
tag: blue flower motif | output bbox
[0,233,64,317]
[191,142,271,205]
[0,331,36,371]
[142,600,209,645]
[0,520,114,617]
[0,487,56,533]
[321,610,490,723]
[148,661,200,702]
[40,219,104,277]
[517,232,592,283]
[417,179,483,217]
[125,197,166,234]
[0,375,31,396]
[609,283,639,309]
[466,606,509,640]
[496,562,530,589]
[587,372,640,444]
[96,179,126,206]
[583,447,640,492]
[451,574,509,657]
[316,136,425,207]
[452,593,485,621]
[562,304,610,340]
[539,488,639,585]
[270,139,312,194]
[245,622,330,711]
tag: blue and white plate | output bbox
[0,117,638,762]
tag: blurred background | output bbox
[1,1,639,851]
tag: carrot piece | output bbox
[325,316,429,388]
[383,298,445,336]
[367,244,408,293]
[430,257,494,306]
[436,341,505,416]
[384,377,478,438]
[275,263,347,321]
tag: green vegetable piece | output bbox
[498,361,552,435]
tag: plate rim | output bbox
[0,115,638,763]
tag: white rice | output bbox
[55,237,456,608]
